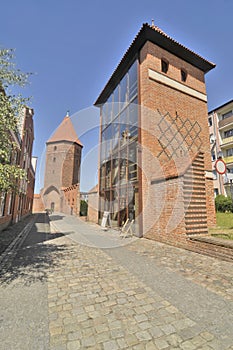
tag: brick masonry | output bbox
[139,40,216,245]
[87,184,99,224]
[42,138,82,214]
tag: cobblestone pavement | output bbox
[127,240,233,301]
[0,213,233,349]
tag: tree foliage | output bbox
[80,200,88,216]
[0,48,32,193]
[215,194,233,213]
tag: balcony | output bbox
[219,114,233,129]
[223,155,233,164]
[221,135,233,147]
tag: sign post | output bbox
[101,211,111,230]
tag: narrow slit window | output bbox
[161,59,169,73]
[181,69,187,82]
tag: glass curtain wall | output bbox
[99,60,138,227]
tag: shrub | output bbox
[80,200,88,216]
[215,194,233,213]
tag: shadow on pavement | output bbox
[49,214,65,221]
[0,213,71,286]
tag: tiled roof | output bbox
[47,115,83,146]
[94,23,216,105]
[148,23,215,66]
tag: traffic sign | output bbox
[215,159,226,175]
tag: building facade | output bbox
[41,113,82,214]
[208,99,233,197]
[95,23,216,246]
[0,107,36,231]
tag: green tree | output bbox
[0,48,32,193]
[215,194,233,213]
[80,200,88,216]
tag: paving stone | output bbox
[180,340,198,350]
[67,340,81,349]
[160,324,176,335]
[135,330,152,341]
[67,331,82,341]
[166,333,183,347]
[149,325,164,338]
[117,337,128,349]
[200,331,215,341]
[146,341,160,350]
[135,313,149,322]
[153,337,169,349]
[81,335,96,347]
[138,321,151,330]
[125,334,139,347]
[103,339,119,350]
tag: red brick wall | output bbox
[62,184,80,216]
[139,41,216,243]
[62,144,81,187]
[43,141,81,213]
[32,194,45,213]
[88,187,99,224]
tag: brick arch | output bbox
[43,185,60,196]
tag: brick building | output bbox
[87,184,99,224]
[41,113,82,214]
[208,100,233,197]
[95,23,216,247]
[0,107,36,231]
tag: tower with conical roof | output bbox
[42,113,82,213]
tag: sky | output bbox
[0,0,233,193]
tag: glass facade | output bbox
[99,60,139,228]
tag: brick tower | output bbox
[42,113,82,214]
[95,23,216,248]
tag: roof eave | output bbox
[94,23,215,106]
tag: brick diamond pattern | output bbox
[157,111,202,160]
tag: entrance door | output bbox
[51,202,55,213]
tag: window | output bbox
[226,148,233,157]
[181,69,187,82]
[0,193,6,217]
[210,134,215,143]
[53,157,56,162]
[211,152,216,161]
[222,110,233,120]
[224,129,233,138]
[208,117,212,126]
[161,59,169,73]
[54,146,57,151]
[7,193,12,215]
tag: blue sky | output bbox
[1,0,233,192]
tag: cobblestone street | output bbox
[0,213,233,349]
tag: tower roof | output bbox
[47,114,83,146]
[94,22,216,105]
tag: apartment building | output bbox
[208,99,233,197]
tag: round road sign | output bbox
[215,159,226,175]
